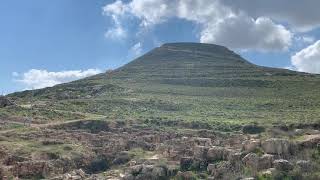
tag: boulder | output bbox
[136,165,154,179]
[273,159,293,172]
[229,152,243,168]
[261,138,293,156]
[128,165,143,176]
[176,171,197,180]
[242,140,260,153]
[128,164,168,180]
[258,154,274,170]
[296,160,311,172]
[242,153,259,170]
[298,134,320,148]
[207,161,232,178]
[207,146,232,161]
[151,166,167,178]
[61,169,88,180]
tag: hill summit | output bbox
[110,42,294,80]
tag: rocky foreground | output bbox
[0,119,319,180]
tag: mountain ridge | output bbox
[4,42,320,130]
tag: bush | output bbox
[242,124,265,134]
[87,156,109,173]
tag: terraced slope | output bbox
[4,43,320,131]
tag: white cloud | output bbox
[200,16,292,51]
[104,25,126,40]
[102,0,293,51]
[103,0,127,16]
[129,42,142,57]
[104,14,127,40]
[291,40,320,74]
[15,69,102,90]
[103,1,127,40]
[224,0,320,32]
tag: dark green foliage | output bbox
[242,124,265,134]
[53,120,110,133]
[180,157,194,171]
[87,156,109,173]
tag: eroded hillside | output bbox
[1,43,320,179]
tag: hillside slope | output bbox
[4,42,320,130]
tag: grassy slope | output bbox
[5,43,320,131]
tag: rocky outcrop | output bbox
[242,153,259,170]
[207,146,233,162]
[258,154,274,170]
[207,161,232,178]
[12,161,48,178]
[176,171,197,180]
[298,134,320,148]
[261,138,294,156]
[273,159,293,172]
[123,164,169,180]
[242,140,260,153]
[0,96,13,108]
[50,169,88,180]
[296,160,311,172]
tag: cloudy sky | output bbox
[1,0,320,94]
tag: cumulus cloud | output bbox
[291,40,320,74]
[15,69,102,90]
[102,0,293,51]
[200,16,292,51]
[223,0,320,32]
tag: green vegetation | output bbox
[4,43,320,131]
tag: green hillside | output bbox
[4,43,320,131]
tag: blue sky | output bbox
[1,0,320,94]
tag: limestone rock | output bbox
[207,161,232,178]
[296,160,311,172]
[13,161,48,178]
[261,139,292,156]
[273,159,293,172]
[207,146,226,161]
[258,154,274,170]
[176,171,197,180]
[242,140,260,153]
[242,153,259,170]
[128,165,143,175]
[299,134,320,148]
